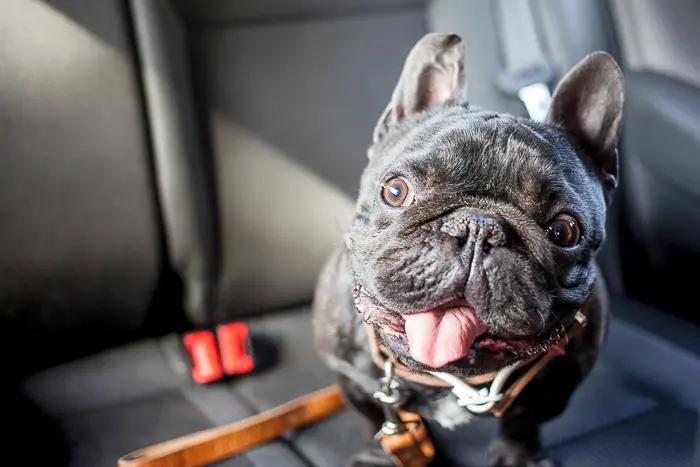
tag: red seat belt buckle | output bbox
[182,322,256,384]
[183,330,224,384]
[217,322,255,375]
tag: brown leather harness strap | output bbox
[117,385,345,467]
[366,307,588,418]
[117,385,435,467]
[491,313,587,417]
[365,323,533,388]
[372,310,587,466]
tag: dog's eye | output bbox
[547,214,581,248]
[382,177,414,207]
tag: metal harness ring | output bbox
[428,362,521,413]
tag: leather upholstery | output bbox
[532,0,620,75]
[129,0,219,325]
[609,0,700,323]
[610,0,700,89]
[0,0,160,362]
[185,6,424,317]
[173,0,424,26]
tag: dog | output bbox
[313,33,624,467]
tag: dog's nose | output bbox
[440,210,507,251]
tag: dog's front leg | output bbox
[489,289,607,467]
[488,420,553,467]
[487,355,584,467]
[339,375,398,467]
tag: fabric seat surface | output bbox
[20,302,700,467]
[19,328,312,467]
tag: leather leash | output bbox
[379,411,436,466]
[117,384,433,467]
[118,309,586,467]
[117,385,345,467]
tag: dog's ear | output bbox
[546,52,624,201]
[373,33,466,145]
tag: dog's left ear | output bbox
[373,33,466,145]
[546,52,624,202]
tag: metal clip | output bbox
[373,359,406,438]
[517,82,552,122]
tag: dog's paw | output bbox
[346,444,396,467]
[488,438,556,467]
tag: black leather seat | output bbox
[1,1,699,466]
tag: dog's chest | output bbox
[425,393,475,430]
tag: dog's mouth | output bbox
[353,285,565,369]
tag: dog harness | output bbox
[117,310,587,467]
[365,309,588,466]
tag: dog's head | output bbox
[347,34,624,376]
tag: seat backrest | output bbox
[0,0,163,369]
[172,0,428,320]
[608,0,700,323]
[1,0,434,357]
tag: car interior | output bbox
[2,0,699,466]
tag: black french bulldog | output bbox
[313,33,624,467]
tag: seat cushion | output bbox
[549,405,699,467]
[18,332,312,467]
[18,302,700,466]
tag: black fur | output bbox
[313,34,623,466]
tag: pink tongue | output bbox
[404,306,487,368]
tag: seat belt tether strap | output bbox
[492,0,555,121]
